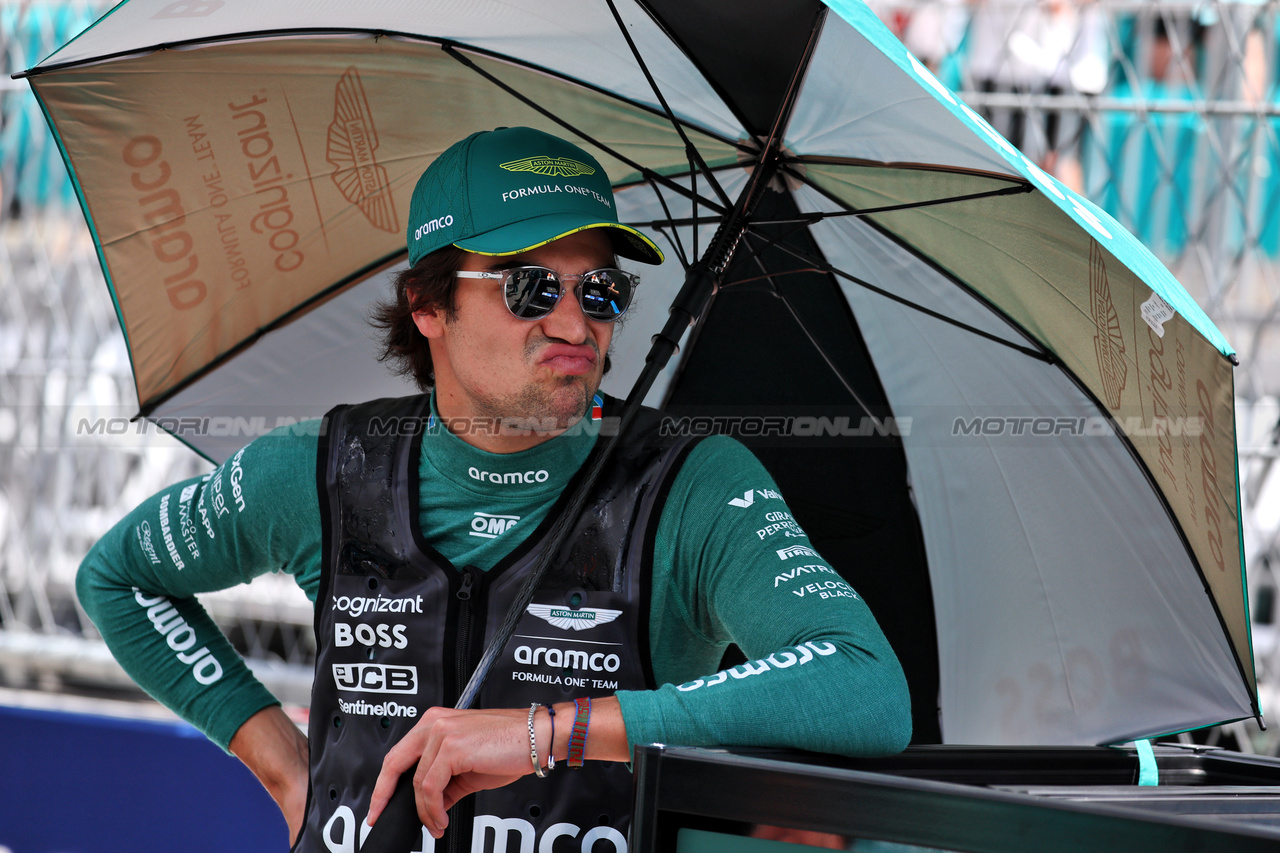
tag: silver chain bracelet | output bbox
[528,703,546,778]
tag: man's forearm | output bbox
[639,436,913,757]
[76,429,322,748]
[231,705,310,845]
[77,534,281,748]
[618,637,911,757]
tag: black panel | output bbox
[640,0,826,137]
[663,189,941,744]
[632,746,1280,853]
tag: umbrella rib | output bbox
[690,144,700,262]
[646,180,692,270]
[604,0,731,211]
[738,230,1053,364]
[751,184,1035,225]
[645,184,1035,229]
[441,44,728,216]
[798,175,1057,359]
[735,234,887,431]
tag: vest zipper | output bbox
[448,566,480,853]
[455,567,477,697]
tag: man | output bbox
[78,127,910,851]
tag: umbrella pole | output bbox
[362,154,780,853]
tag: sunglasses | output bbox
[455,266,638,322]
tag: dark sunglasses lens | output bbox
[504,268,561,318]
[578,270,634,321]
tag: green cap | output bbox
[407,126,664,267]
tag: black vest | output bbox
[299,394,696,853]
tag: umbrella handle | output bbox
[361,775,423,851]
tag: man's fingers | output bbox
[414,742,459,838]
[369,707,536,837]
[367,731,430,825]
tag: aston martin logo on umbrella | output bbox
[1090,240,1127,410]
[326,67,398,233]
[500,156,596,178]
[526,603,621,631]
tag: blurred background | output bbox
[2,0,1280,752]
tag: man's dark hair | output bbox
[370,246,467,390]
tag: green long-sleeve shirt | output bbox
[76,399,910,757]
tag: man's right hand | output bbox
[366,698,629,839]
[230,705,310,846]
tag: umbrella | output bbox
[19,0,1254,748]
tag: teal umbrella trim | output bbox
[35,0,131,68]
[29,81,140,396]
[1233,369,1261,710]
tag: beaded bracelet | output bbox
[567,696,591,769]
[527,703,546,778]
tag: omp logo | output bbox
[777,545,820,561]
[471,512,519,539]
[500,156,595,178]
[468,467,549,485]
[333,663,418,694]
[728,487,782,508]
[1090,239,1126,410]
[526,603,622,631]
[327,67,398,233]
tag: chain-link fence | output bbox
[0,0,314,709]
[5,0,1280,741]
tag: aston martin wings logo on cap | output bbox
[526,603,622,631]
[500,156,596,178]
